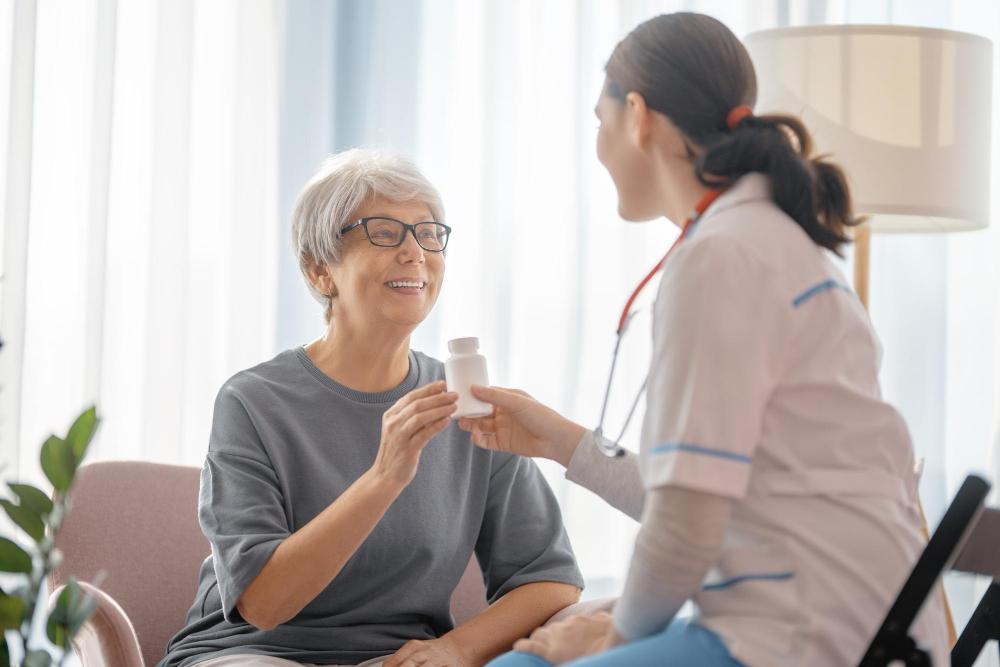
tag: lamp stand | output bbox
[854,224,871,309]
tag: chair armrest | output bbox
[48,581,145,667]
[545,597,617,625]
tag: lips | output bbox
[385,279,427,290]
[384,277,428,296]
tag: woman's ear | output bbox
[625,91,652,149]
[306,258,337,298]
[626,93,696,162]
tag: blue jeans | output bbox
[486,619,744,667]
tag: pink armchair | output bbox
[49,461,611,667]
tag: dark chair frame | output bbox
[859,475,995,667]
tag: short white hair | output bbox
[291,148,445,305]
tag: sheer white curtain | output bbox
[0,0,282,487]
[3,0,999,660]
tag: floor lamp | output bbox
[745,24,994,645]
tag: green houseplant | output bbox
[1,406,100,666]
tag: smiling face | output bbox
[595,87,657,222]
[319,197,445,334]
[595,81,697,223]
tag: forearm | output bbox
[445,581,581,665]
[238,468,402,629]
[565,430,645,521]
[612,486,731,641]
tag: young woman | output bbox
[464,12,950,667]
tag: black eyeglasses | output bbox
[341,217,452,252]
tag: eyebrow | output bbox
[366,215,438,223]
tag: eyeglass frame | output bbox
[341,217,452,252]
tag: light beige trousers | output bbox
[194,655,384,667]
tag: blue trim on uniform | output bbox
[792,279,850,308]
[702,571,795,591]
[650,442,753,463]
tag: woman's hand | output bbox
[384,636,472,667]
[511,612,623,665]
[371,381,458,491]
[457,386,586,467]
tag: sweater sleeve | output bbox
[612,485,732,640]
[565,430,645,521]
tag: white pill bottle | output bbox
[444,337,492,418]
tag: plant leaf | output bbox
[0,592,25,631]
[0,633,9,667]
[8,483,54,516]
[23,649,51,667]
[0,537,32,573]
[54,578,98,632]
[54,578,74,613]
[68,588,99,637]
[48,578,84,648]
[46,613,68,649]
[40,436,75,492]
[65,406,99,464]
[0,499,45,542]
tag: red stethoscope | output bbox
[593,186,728,458]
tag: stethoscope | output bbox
[593,186,728,458]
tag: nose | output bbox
[397,228,425,263]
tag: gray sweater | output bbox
[159,348,583,667]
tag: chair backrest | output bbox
[950,506,1000,666]
[51,460,489,666]
[50,461,208,667]
[859,474,992,667]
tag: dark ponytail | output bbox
[605,13,862,255]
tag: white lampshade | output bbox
[745,25,993,233]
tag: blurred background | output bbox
[1,0,998,661]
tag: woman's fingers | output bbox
[512,638,548,656]
[473,432,501,451]
[401,403,458,440]
[408,380,447,399]
[386,391,457,440]
[469,384,526,409]
[389,381,448,415]
[460,415,497,435]
[384,640,422,666]
[398,391,459,421]
[413,416,452,445]
[458,413,496,431]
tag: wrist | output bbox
[437,632,476,665]
[360,466,407,500]
[550,418,587,468]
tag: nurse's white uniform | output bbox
[568,173,950,666]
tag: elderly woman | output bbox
[159,149,583,667]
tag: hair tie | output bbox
[726,104,753,131]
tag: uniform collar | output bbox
[700,172,772,221]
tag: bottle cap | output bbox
[448,337,480,354]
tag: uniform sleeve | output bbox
[612,485,731,640]
[199,385,290,623]
[474,453,585,603]
[641,236,784,498]
[565,430,645,521]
